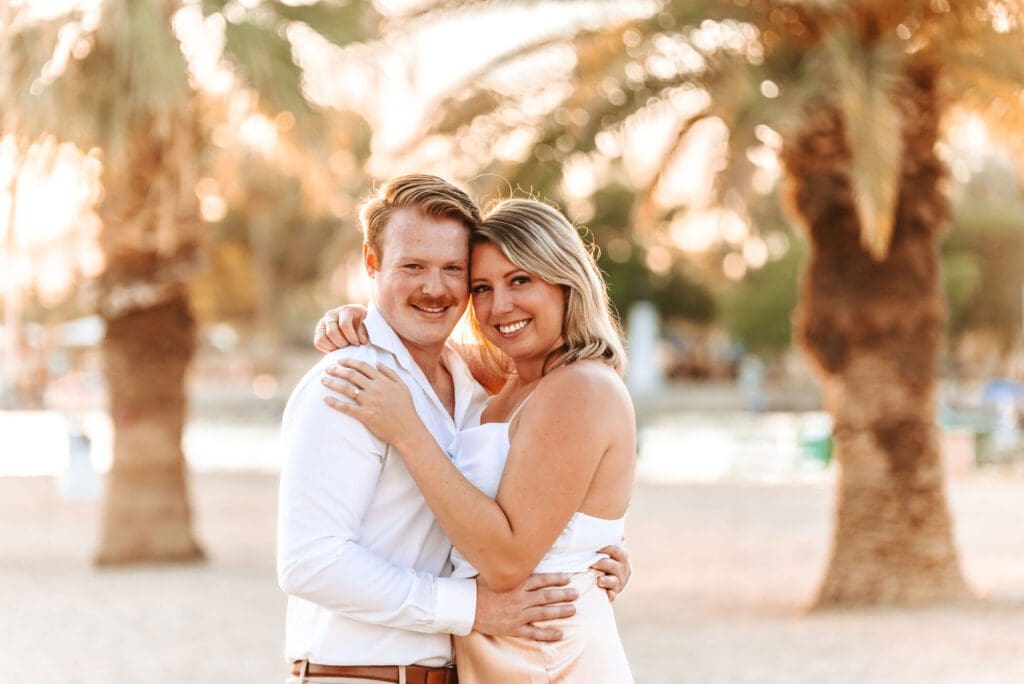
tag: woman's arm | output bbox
[315,306,508,395]
[323,359,620,591]
[449,341,508,395]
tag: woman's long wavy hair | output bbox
[467,199,626,378]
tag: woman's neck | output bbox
[510,339,564,384]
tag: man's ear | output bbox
[364,243,379,278]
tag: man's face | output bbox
[366,207,470,353]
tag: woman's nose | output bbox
[492,286,514,313]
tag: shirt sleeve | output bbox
[276,355,477,635]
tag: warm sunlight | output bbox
[0,134,104,305]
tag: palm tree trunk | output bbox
[782,59,970,606]
[92,109,204,565]
[95,285,203,565]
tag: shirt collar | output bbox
[364,304,417,372]
[363,304,483,429]
[441,340,482,428]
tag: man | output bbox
[278,175,627,684]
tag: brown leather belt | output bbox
[290,661,457,684]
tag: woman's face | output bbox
[470,241,566,363]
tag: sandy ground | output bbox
[2,474,1024,683]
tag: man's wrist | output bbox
[435,577,477,636]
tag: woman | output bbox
[320,199,636,682]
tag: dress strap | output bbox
[507,391,536,424]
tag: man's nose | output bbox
[420,269,445,296]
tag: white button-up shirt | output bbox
[277,306,488,666]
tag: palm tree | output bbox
[395,0,1024,605]
[1,0,379,564]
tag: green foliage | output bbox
[588,184,715,323]
[602,249,716,324]
[224,21,313,118]
[719,234,804,357]
[942,201,1024,349]
[941,251,982,336]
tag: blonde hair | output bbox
[469,199,626,377]
[359,174,480,257]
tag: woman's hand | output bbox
[314,305,370,353]
[321,359,429,447]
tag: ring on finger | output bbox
[353,387,361,400]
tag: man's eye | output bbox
[404,264,422,270]
[445,265,465,272]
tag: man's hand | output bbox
[591,543,631,602]
[473,573,577,641]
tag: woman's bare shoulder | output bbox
[534,360,633,415]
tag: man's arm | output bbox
[592,543,631,602]
[277,357,474,635]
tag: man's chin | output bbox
[394,318,458,347]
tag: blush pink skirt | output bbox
[454,570,633,683]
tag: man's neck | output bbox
[403,341,456,416]
[403,340,445,376]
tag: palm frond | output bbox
[223,20,314,118]
[826,29,905,260]
[4,2,191,160]
[260,1,380,47]
[387,0,627,23]
[411,17,640,140]
[629,109,712,232]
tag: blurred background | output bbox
[3,1,1024,682]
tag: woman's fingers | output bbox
[321,376,362,400]
[339,316,362,346]
[376,364,401,382]
[323,394,357,414]
[324,315,349,350]
[313,320,335,353]
[324,365,368,390]
[358,323,370,345]
[337,359,379,380]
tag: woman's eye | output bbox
[470,285,491,294]
[511,276,530,286]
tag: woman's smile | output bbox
[496,319,532,336]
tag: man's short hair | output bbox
[359,174,481,257]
